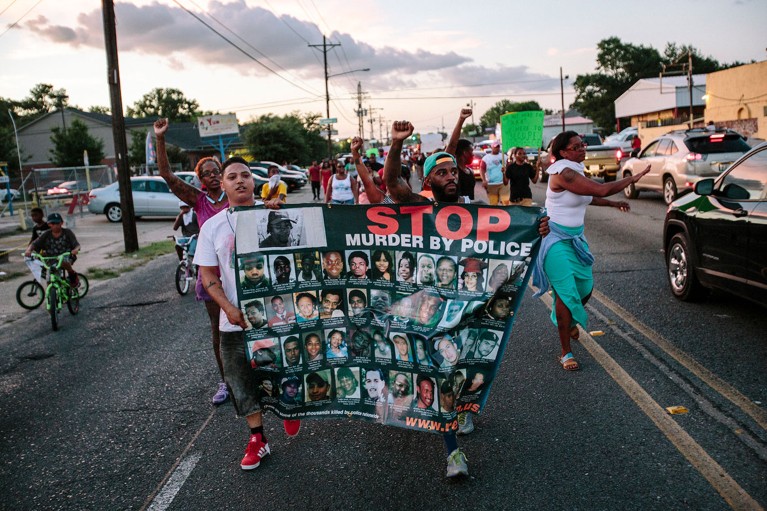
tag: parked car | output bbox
[621,129,751,204]
[251,161,307,190]
[246,167,269,196]
[663,141,767,306]
[604,127,639,154]
[286,164,309,178]
[47,179,102,197]
[175,171,201,189]
[88,177,180,222]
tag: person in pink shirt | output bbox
[154,118,231,406]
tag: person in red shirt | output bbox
[308,160,321,200]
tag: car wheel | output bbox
[663,176,678,204]
[666,233,707,302]
[105,203,122,223]
[623,171,639,199]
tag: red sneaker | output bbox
[240,434,270,470]
[283,419,301,437]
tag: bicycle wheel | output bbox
[67,288,80,315]
[49,287,59,331]
[16,280,45,310]
[175,262,190,295]
[76,273,89,298]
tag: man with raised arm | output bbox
[445,108,477,200]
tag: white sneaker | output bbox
[457,412,474,435]
[446,448,469,478]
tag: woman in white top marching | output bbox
[325,162,358,205]
[533,131,649,371]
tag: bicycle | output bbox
[170,234,197,295]
[16,255,89,310]
[23,252,82,331]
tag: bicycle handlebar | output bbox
[28,252,72,269]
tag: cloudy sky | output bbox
[1,0,765,138]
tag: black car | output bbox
[663,141,767,306]
[251,161,307,190]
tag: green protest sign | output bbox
[234,203,543,435]
[500,111,544,152]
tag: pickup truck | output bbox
[537,133,613,182]
[582,133,627,182]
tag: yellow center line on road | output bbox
[591,289,767,432]
[538,291,763,511]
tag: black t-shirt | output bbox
[30,223,50,244]
[458,165,475,200]
[505,162,536,200]
[31,228,80,256]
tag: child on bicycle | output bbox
[173,201,200,261]
[24,212,81,286]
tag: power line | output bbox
[170,0,320,97]
[0,0,43,39]
[0,0,20,18]
[185,0,322,96]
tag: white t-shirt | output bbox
[193,208,240,332]
[545,159,593,227]
[481,152,504,184]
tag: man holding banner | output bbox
[194,157,301,471]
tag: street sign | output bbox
[0,176,9,184]
[319,118,337,125]
[319,130,339,137]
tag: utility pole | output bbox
[560,67,569,132]
[355,82,366,139]
[102,0,138,252]
[367,106,382,145]
[309,35,340,159]
[378,116,385,145]
[687,51,694,129]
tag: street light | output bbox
[323,68,370,158]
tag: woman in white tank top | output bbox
[325,164,358,205]
[540,131,649,372]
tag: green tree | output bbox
[243,112,326,164]
[127,88,203,122]
[49,119,105,167]
[18,83,69,121]
[479,100,542,131]
[572,37,730,132]
[88,105,111,115]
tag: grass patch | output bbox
[88,240,174,280]
[127,240,175,260]
[87,267,121,280]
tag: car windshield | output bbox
[685,134,751,154]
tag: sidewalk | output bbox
[0,207,173,324]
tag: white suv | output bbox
[621,129,751,204]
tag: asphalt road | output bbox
[1,180,765,511]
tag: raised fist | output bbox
[391,121,414,142]
[460,108,472,121]
[153,118,168,136]
[351,136,363,153]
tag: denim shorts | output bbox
[220,330,262,417]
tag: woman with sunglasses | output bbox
[155,118,231,405]
[532,130,649,372]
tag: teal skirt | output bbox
[542,224,594,328]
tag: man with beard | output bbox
[390,373,413,408]
[364,368,388,402]
[319,289,345,319]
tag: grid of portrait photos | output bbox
[234,205,539,434]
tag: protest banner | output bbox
[234,203,542,435]
[500,111,544,152]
